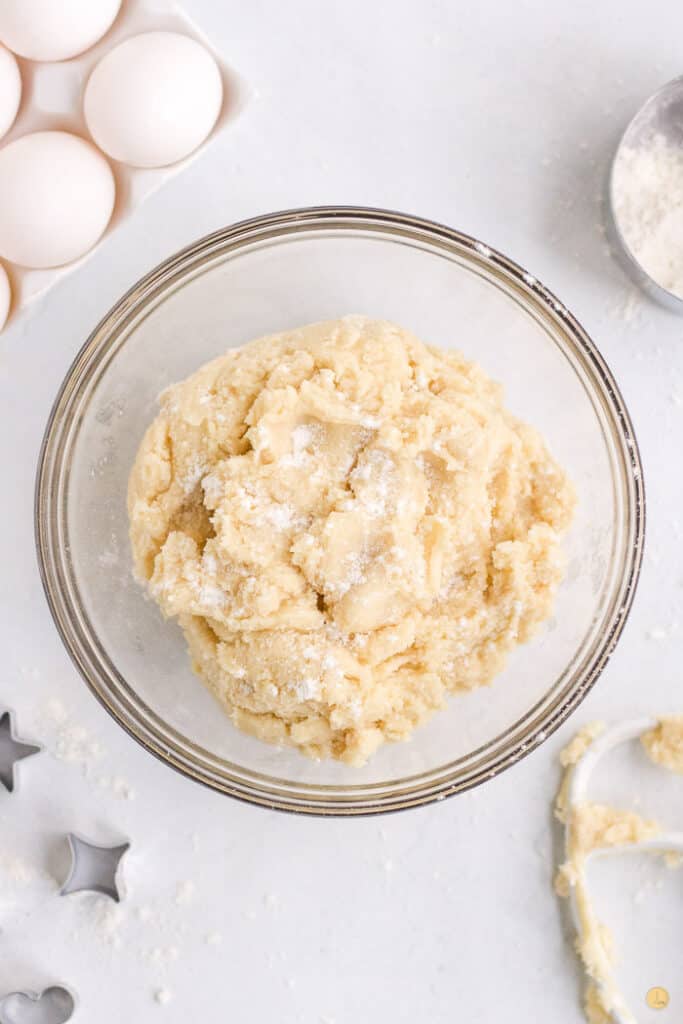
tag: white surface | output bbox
[1,1,682,1021]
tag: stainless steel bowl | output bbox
[608,75,683,313]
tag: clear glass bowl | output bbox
[35,207,644,816]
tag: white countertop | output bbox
[2,1,682,1020]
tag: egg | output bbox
[84,31,223,168]
[0,131,115,269]
[0,263,11,331]
[0,0,122,63]
[0,44,21,141]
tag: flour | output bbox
[146,945,179,966]
[38,697,138,799]
[93,899,125,946]
[55,723,103,767]
[175,880,195,905]
[0,853,48,884]
[278,423,321,468]
[613,133,683,298]
[292,675,321,701]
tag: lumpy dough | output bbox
[642,714,683,773]
[128,316,575,764]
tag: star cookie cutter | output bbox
[0,710,41,793]
[61,832,130,903]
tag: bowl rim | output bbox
[34,204,646,816]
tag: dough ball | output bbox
[129,316,575,764]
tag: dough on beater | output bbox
[554,723,677,1024]
[128,316,575,764]
[642,715,683,773]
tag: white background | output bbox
[1,1,682,1021]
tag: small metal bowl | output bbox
[608,74,683,313]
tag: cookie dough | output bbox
[128,316,575,764]
[642,714,683,773]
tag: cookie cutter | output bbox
[565,717,683,1023]
[0,710,41,793]
[61,832,130,902]
[0,985,76,1024]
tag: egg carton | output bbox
[1,0,246,328]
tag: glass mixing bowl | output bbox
[35,207,644,815]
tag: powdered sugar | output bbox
[0,853,48,884]
[94,899,125,948]
[179,455,207,494]
[175,880,195,905]
[197,582,228,608]
[234,482,301,532]
[332,550,369,597]
[350,449,394,518]
[279,423,321,468]
[202,473,223,505]
[263,501,297,530]
[613,132,683,298]
[292,676,321,701]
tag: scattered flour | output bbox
[0,853,48,885]
[146,945,179,967]
[40,698,104,772]
[154,988,173,1006]
[93,898,125,948]
[175,880,196,905]
[38,698,134,798]
[647,625,670,641]
[607,288,643,324]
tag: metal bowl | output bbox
[608,75,683,313]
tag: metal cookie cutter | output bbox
[0,710,41,793]
[565,717,683,1024]
[61,832,130,902]
[0,986,76,1024]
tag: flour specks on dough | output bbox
[128,316,575,764]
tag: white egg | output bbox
[0,263,11,331]
[0,0,122,63]
[84,31,223,169]
[0,45,21,141]
[0,131,115,269]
